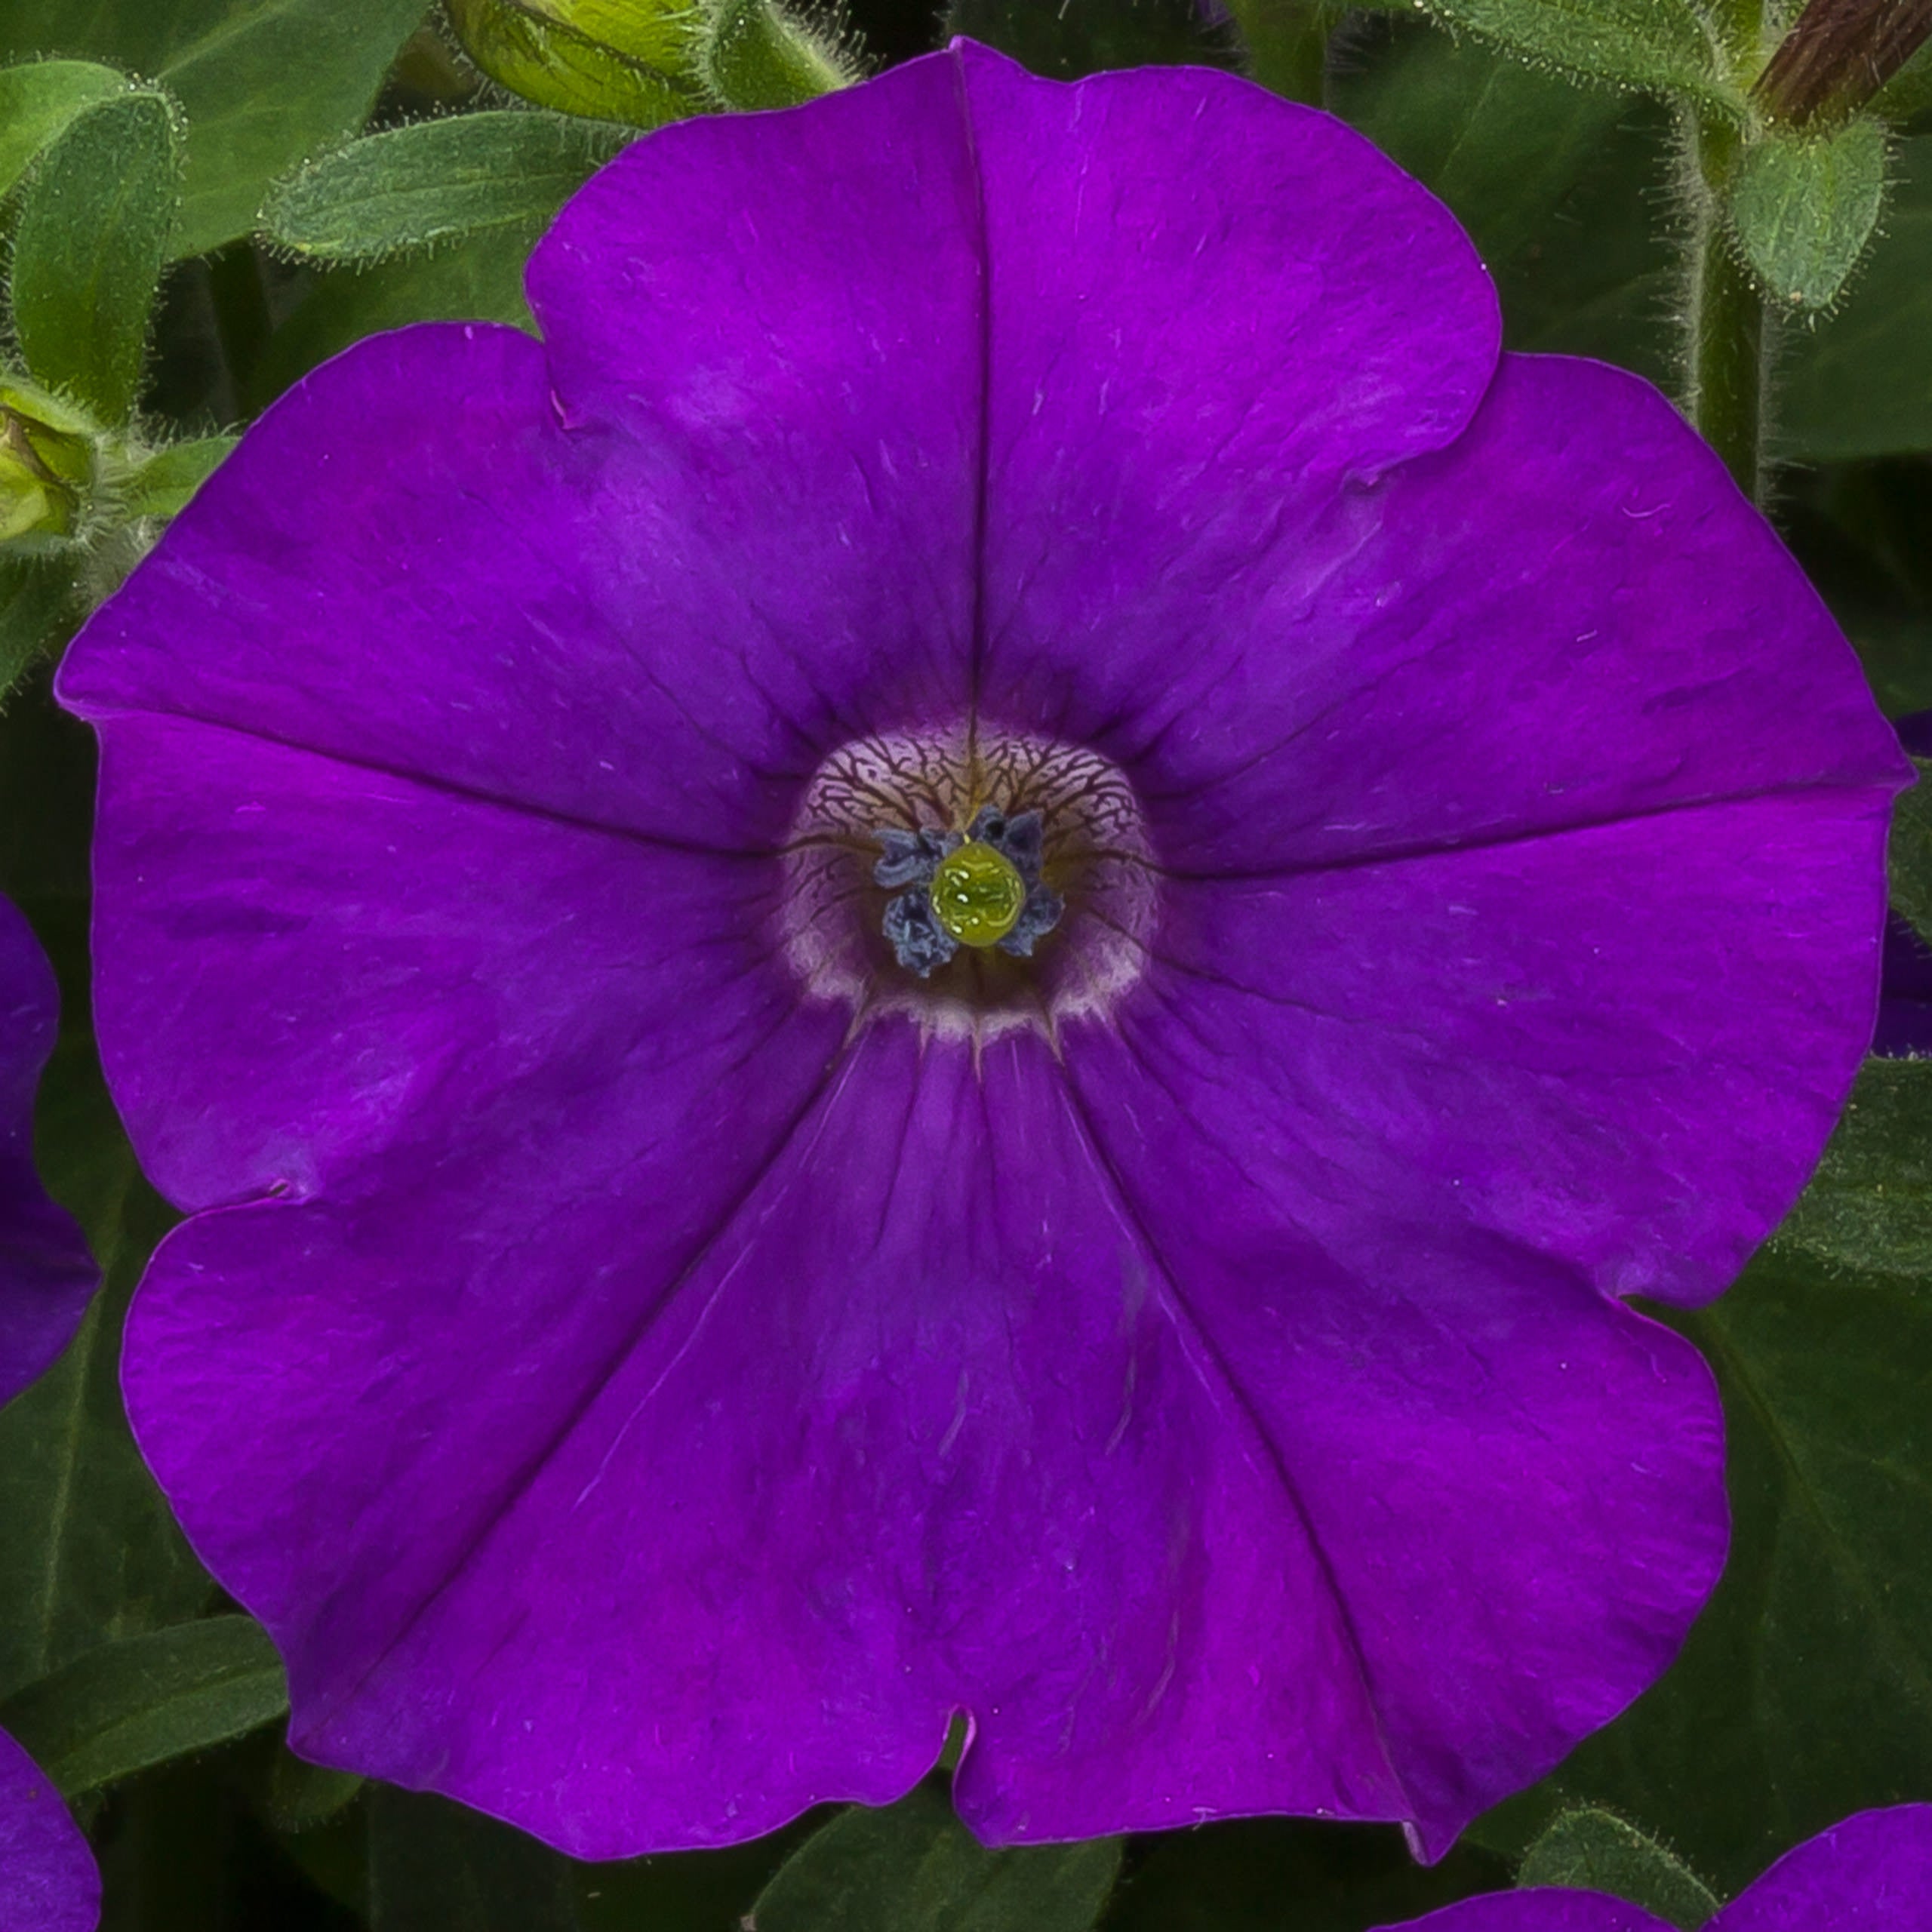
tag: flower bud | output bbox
[700,0,853,109]
[0,381,95,550]
[445,0,703,128]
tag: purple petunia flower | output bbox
[0,895,96,1404]
[0,1724,99,1932]
[57,42,1906,1858]
[0,899,100,1931]
[1377,1804,1932,1930]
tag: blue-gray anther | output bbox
[872,826,957,891]
[995,884,1064,958]
[881,887,958,978]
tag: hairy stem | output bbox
[1683,112,1770,502]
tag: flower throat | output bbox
[781,723,1157,1043]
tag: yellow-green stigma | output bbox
[930,839,1027,947]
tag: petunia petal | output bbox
[128,1015,1489,1854]
[0,896,95,1404]
[983,353,1905,878]
[964,42,1498,715]
[1379,1896,1669,1932]
[1708,1804,1932,1930]
[1066,958,1727,1853]
[1119,787,1889,1313]
[60,67,987,847]
[0,1724,100,1932]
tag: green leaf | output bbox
[0,1616,288,1797]
[1730,117,1888,311]
[0,555,79,696]
[0,58,128,199]
[1469,1066,1932,1893]
[1334,20,1628,266]
[1783,136,1932,457]
[700,0,851,109]
[1774,1057,1932,1272]
[249,227,540,407]
[445,0,698,129]
[0,0,430,258]
[119,435,237,521]
[9,89,182,425]
[1517,1809,1718,1928]
[748,1783,1120,1932]
[264,1742,364,1835]
[263,112,623,266]
[366,1786,579,1932]
[1413,0,1739,115]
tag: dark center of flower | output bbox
[782,724,1157,1042]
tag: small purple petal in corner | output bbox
[0,1724,100,1932]
[0,894,97,1408]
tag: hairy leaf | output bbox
[1517,1808,1718,1928]
[120,435,238,521]
[0,0,428,257]
[0,57,127,198]
[1335,20,1627,266]
[1414,0,1738,115]
[263,112,622,266]
[1730,117,1887,311]
[9,90,181,424]
[1784,135,1932,456]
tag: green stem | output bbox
[1683,113,1770,501]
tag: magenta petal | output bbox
[130,1026,1431,1853]
[1709,1806,1932,1930]
[988,354,1904,878]
[0,1725,100,1932]
[968,39,1499,732]
[57,294,973,852]
[1066,983,1726,1853]
[0,897,95,1404]
[1382,1897,1669,1932]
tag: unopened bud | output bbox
[700,0,852,109]
[0,382,95,549]
[445,0,703,127]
